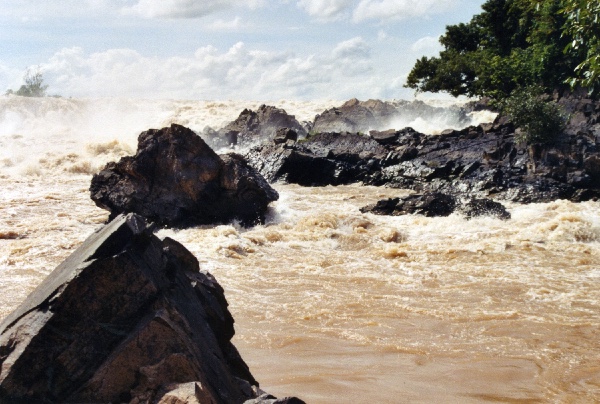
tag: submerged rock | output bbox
[360,192,457,217]
[360,192,510,219]
[458,198,511,220]
[90,124,279,227]
[0,213,268,403]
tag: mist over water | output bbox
[0,96,599,402]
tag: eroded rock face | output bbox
[90,124,279,227]
[0,214,260,403]
[245,131,387,186]
[206,105,308,149]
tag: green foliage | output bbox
[500,87,567,144]
[405,0,577,100]
[5,68,48,97]
[562,0,600,92]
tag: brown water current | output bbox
[1,97,599,402]
[1,176,599,402]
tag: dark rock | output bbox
[369,129,399,145]
[90,124,278,227]
[0,214,267,403]
[214,105,307,148]
[312,98,470,134]
[360,192,457,217]
[245,393,307,404]
[360,193,510,220]
[458,198,511,220]
[247,95,599,204]
[273,128,298,144]
[245,132,387,186]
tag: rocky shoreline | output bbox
[242,96,599,208]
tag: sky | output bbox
[0,0,487,100]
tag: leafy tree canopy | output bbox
[405,0,598,100]
[562,0,600,93]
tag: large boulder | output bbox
[245,131,387,186]
[0,213,290,403]
[207,105,307,149]
[90,124,279,227]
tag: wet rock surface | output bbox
[247,95,600,204]
[0,214,279,403]
[90,124,279,227]
[360,192,510,219]
[245,131,387,186]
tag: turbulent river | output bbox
[1,97,599,403]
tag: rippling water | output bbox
[1,97,599,403]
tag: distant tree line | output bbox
[405,0,600,100]
[5,68,49,97]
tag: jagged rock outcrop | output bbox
[312,98,470,134]
[248,94,600,203]
[204,105,307,149]
[90,124,279,227]
[0,213,292,403]
[369,113,600,203]
[360,192,510,219]
[245,131,387,186]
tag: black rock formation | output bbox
[360,192,510,219]
[0,214,273,403]
[247,95,600,203]
[90,124,279,227]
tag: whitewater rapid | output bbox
[0,96,599,403]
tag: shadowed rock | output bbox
[245,131,387,186]
[0,214,263,403]
[90,124,279,227]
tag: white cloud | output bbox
[410,35,442,55]
[297,0,355,20]
[122,0,263,19]
[0,0,120,19]
[352,0,456,22]
[123,0,231,18]
[38,38,380,100]
[205,16,245,31]
[332,37,370,59]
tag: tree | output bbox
[5,68,48,97]
[405,0,576,100]
[500,86,566,144]
[562,0,600,92]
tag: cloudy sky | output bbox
[0,0,486,100]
